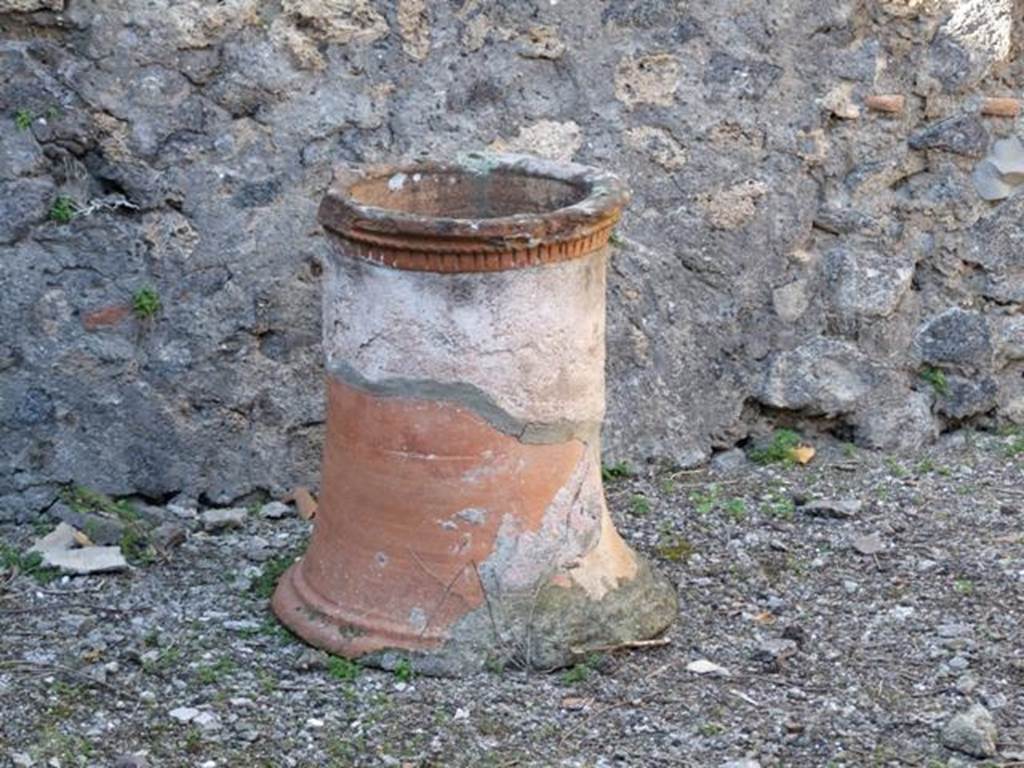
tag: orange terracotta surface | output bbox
[272,376,587,656]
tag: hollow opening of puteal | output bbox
[348,168,589,220]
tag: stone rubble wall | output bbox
[1,0,1022,519]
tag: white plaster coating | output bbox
[323,246,608,427]
[480,443,604,595]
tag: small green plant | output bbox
[629,494,650,517]
[659,476,676,495]
[328,656,360,682]
[953,578,974,595]
[120,525,155,565]
[723,497,746,523]
[1006,434,1024,459]
[915,458,935,475]
[561,663,589,685]
[184,727,202,753]
[689,484,720,515]
[0,543,60,584]
[251,552,299,599]
[45,104,62,120]
[920,367,949,396]
[608,230,622,246]
[49,195,76,223]
[142,645,182,674]
[765,494,795,520]
[749,429,802,465]
[841,442,857,459]
[656,531,694,562]
[63,485,154,564]
[64,484,139,521]
[196,657,236,685]
[698,722,724,737]
[14,108,32,130]
[393,658,414,683]
[885,457,907,478]
[132,286,161,319]
[601,460,633,481]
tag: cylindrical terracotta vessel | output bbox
[272,153,677,674]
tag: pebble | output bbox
[686,659,731,676]
[152,522,187,550]
[200,507,248,531]
[167,501,198,520]
[295,648,329,671]
[114,755,149,768]
[851,532,884,555]
[754,638,798,666]
[801,498,862,519]
[193,711,221,731]
[955,674,978,694]
[710,448,748,473]
[937,622,972,638]
[169,706,200,723]
[260,501,292,519]
[948,655,970,671]
[941,704,997,758]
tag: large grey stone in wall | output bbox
[824,246,914,319]
[854,388,939,451]
[908,114,989,158]
[928,0,1013,92]
[914,308,992,369]
[756,339,874,417]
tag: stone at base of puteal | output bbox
[271,555,678,677]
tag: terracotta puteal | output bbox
[271,153,678,674]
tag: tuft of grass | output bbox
[561,663,589,685]
[628,494,650,517]
[953,578,974,595]
[393,658,414,683]
[723,497,746,522]
[195,657,237,685]
[1006,434,1024,459]
[0,543,60,585]
[656,531,694,562]
[251,552,298,599]
[132,286,161,319]
[699,722,724,737]
[49,195,76,223]
[885,458,908,478]
[764,494,795,520]
[64,484,138,521]
[689,484,720,515]
[63,485,154,564]
[601,460,633,482]
[749,429,802,465]
[327,656,360,682]
[14,108,33,130]
[920,367,949,396]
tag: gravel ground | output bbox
[2,429,1023,768]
